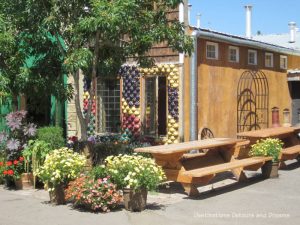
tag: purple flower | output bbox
[6,139,20,151]
[23,123,37,137]
[88,136,96,144]
[0,132,7,142]
[5,111,27,131]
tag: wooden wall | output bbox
[184,38,300,140]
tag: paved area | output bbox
[0,160,300,225]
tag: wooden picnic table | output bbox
[134,138,271,196]
[237,127,300,166]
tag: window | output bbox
[265,53,274,68]
[280,55,288,69]
[248,50,257,65]
[228,46,239,62]
[97,79,120,133]
[206,42,218,59]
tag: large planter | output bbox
[123,188,148,212]
[262,161,279,178]
[49,184,66,205]
[14,173,34,190]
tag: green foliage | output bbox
[22,140,53,187]
[37,126,65,150]
[90,165,108,179]
[250,138,284,162]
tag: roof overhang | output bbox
[288,70,300,81]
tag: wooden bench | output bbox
[183,157,272,178]
[280,144,300,161]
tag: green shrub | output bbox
[90,165,108,179]
[37,126,65,150]
[250,138,283,162]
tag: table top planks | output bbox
[134,138,245,154]
[237,127,297,138]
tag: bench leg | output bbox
[279,161,287,169]
[181,183,200,197]
[231,168,248,182]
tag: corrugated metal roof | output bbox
[253,32,300,50]
[190,26,300,55]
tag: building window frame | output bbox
[228,46,239,63]
[265,52,274,68]
[280,55,288,69]
[248,49,257,65]
[206,41,219,60]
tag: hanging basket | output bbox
[49,184,66,205]
[123,188,148,212]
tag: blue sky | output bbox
[189,0,300,36]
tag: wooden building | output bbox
[67,3,300,144]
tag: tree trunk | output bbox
[73,70,88,141]
[12,94,18,111]
[86,31,100,128]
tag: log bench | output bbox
[134,138,270,196]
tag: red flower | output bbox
[19,157,24,162]
[6,161,12,166]
[0,162,3,166]
[3,170,8,175]
[7,170,14,175]
[13,160,19,165]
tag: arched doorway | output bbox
[237,70,269,132]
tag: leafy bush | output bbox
[35,147,86,191]
[37,126,65,150]
[92,141,151,165]
[90,165,108,180]
[65,175,122,212]
[105,154,166,191]
[250,138,283,162]
[22,140,53,187]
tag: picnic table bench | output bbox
[134,138,271,196]
[237,127,300,167]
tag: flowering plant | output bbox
[250,138,283,162]
[3,111,37,160]
[65,175,122,212]
[35,147,86,191]
[0,156,25,180]
[105,154,166,191]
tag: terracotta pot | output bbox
[49,184,66,205]
[21,173,34,189]
[261,161,279,178]
[123,188,147,212]
[14,179,23,190]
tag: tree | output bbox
[0,5,72,113]
[2,0,193,140]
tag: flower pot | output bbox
[49,184,66,205]
[14,179,23,190]
[123,188,147,212]
[261,161,279,178]
[21,173,34,189]
[14,173,34,190]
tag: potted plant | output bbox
[105,154,166,211]
[35,147,86,205]
[1,157,25,189]
[249,138,283,178]
[65,174,122,212]
[22,140,53,188]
